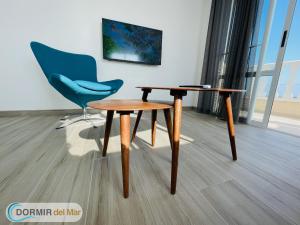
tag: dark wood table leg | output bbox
[163,108,173,149]
[170,90,186,194]
[131,110,143,142]
[223,93,237,161]
[151,109,157,146]
[119,111,132,198]
[131,88,151,142]
[102,110,114,157]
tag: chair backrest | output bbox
[30,41,97,82]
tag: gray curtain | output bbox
[197,0,259,122]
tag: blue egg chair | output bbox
[30,41,123,128]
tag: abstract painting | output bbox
[102,18,162,65]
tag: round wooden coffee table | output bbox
[88,99,172,198]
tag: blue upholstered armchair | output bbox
[30,41,123,128]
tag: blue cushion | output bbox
[75,79,123,92]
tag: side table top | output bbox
[88,99,172,111]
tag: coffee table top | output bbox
[88,99,172,111]
[137,86,245,93]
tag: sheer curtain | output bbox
[197,0,259,122]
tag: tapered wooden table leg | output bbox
[131,110,143,142]
[151,110,157,146]
[171,95,183,194]
[102,110,114,157]
[223,93,237,161]
[163,108,173,149]
[120,112,131,198]
[131,88,151,142]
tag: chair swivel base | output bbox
[56,108,105,129]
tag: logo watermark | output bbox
[6,203,82,223]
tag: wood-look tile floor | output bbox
[0,110,300,225]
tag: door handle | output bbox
[281,30,288,47]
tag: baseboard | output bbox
[0,108,99,117]
[0,106,197,117]
[183,106,197,111]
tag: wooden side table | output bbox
[88,99,172,198]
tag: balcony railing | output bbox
[253,60,300,119]
[256,60,300,100]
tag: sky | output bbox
[262,0,300,63]
[283,0,300,61]
[256,0,300,98]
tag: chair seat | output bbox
[75,79,123,92]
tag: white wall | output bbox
[0,0,211,111]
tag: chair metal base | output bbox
[56,108,105,129]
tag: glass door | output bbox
[247,0,297,127]
[268,0,300,136]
